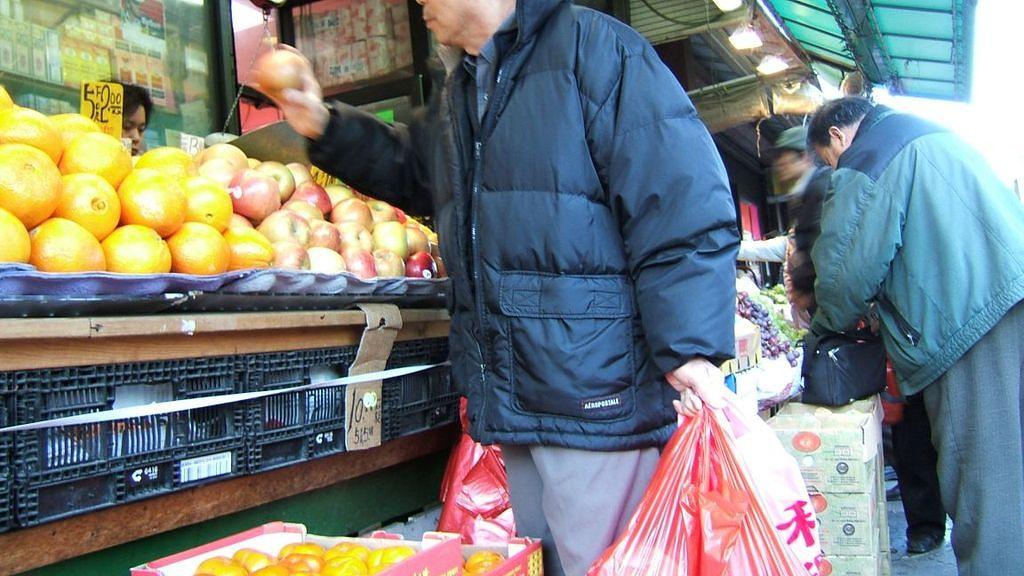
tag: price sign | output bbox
[80,81,124,138]
[180,132,205,156]
[345,380,382,451]
[310,165,338,188]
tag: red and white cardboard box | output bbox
[463,537,543,576]
[131,521,462,576]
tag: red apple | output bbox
[286,162,313,189]
[199,143,249,171]
[395,208,408,224]
[252,49,306,102]
[372,221,409,260]
[331,198,374,231]
[308,219,341,252]
[283,199,324,222]
[373,248,405,278]
[307,246,347,274]
[198,157,242,189]
[342,247,377,280]
[405,251,438,279]
[227,214,255,231]
[337,222,373,253]
[229,169,281,223]
[291,181,332,215]
[324,183,355,208]
[405,227,429,256]
[255,161,296,202]
[273,241,310,270]
[367,199,398,225]
[258,209,311,247]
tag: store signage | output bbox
[345,381,382,451]
[80,81,124,138]
[180,132,205,156]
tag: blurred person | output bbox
[115,81,152,155]
[808,96,1024,573]
[264,0,739,573]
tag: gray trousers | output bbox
[502,444,660,576]
[923,301,1024,575]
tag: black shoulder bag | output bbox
[800,329,886,406]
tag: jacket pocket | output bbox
[878,297,921,347]
[500,271,636,420]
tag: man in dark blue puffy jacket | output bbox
[267,1,739,573]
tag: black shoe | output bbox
[906,532,944,555]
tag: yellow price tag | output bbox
[80,81,124,138]
[310,165,338,188]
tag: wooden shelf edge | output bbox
[0,426,459,575]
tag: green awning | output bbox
[764,0,975,101]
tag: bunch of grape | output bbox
[737,292,799,366]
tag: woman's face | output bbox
[122,106,147,155]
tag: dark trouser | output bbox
[923,301,1024,575]
[502,445,660,576]
[891,392,946,539]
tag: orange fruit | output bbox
[224,227,274,270]
[325,543,372,563]
[167,222,230,275]
[0,206,30,263]
[50,113,101,149]
[29,218,105,272]
[278,553,324,573]
[101,225,172,274]
[278,543,326,559]
[55,173,121,241]
[135,147,197,180]
[0,85,14,111]
[464,551,505,574]
[323,555,369,576]
[232,548,274,572]
[194,556,247,576]
[0,143,62,228]
[60,132,133,188]
[251,567,291,576]
[183,176,233,232]
[118,168,187,237]
[0,107,62,163]
[367,546,416,573]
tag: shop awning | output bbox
[765,0,976,101]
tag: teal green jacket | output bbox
[811,105,1024,395]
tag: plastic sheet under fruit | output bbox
[589,394,823,576]
[437,398,516,544]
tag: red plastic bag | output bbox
[437,398,516,544]
[589,395,822,575]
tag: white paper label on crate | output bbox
[181,451,233,483]
[180,132,205,156]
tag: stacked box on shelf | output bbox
[381,338,455,442]
[241,337,454,473]
[8,357,245,527]
[0,376,12,532]
[770,397,890,576]
[239,345,357,473]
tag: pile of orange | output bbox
[193,541,419,576]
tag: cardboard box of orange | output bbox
[768,397,882,493]
[811,487,879,556]
[462,538,543,576]
[131,521,462,576]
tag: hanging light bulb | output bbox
[729,25,763,50]
[712,0,744,12]
[757,55,789,75]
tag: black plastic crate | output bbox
[382,339,456,442]
[9,356,244,486]
[14,442,244,527]
[246,424,347,473]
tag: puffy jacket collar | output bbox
[512,0,569,47]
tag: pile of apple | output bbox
[197,142,443,279]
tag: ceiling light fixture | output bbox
[757,55,789,75]
[729,25,763,50]
[712,0,745,12]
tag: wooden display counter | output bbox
[0,309,456,576]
